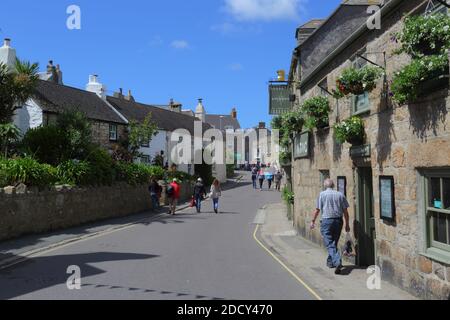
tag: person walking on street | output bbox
[274,171,283,191]
[210,179,222,214]
[193,178,207,213]
[265,170,274,190]
[258,168,265,191]
[311,179,351,275]
[251,166,258,189]
[167,178,181,215]
[149,178,162,210]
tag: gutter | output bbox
[300,0,404,89]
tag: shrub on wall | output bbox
[56,160,92,186]
[395,14,450,58]
[391,54,449,104]
[85,147,116,186]
[333,116,365,145]
[282,186,294,205]
[301,96,331,130]
[336,65,384,96]
[0,157,57,188]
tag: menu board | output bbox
[380,176,395,221]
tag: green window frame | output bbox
[109,124,118,141]
[422,169,450,262]
[351,57,370,115]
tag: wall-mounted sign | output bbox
[294,132,310,159]
[337,176,347,197]
[350,144,371,158]
[269,83,292,115]
[380,176,396,222]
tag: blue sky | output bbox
[0,0,341,128]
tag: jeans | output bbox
[320,218,344,268]
[212,198,219,211]
[252,178,257,189]
[259,179,264,189]
[151,193,159,209]
[195,195,203,212]
[267,179,273,189]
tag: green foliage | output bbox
[280,151,292,165]
[0,123,20,157]
[56,160,92,186]
[85,147,116,186]
[195,162,214,186]
[271,110,304,150]
[0,157,57,188]
[333,117,365,145]
[391,54,449,105]
[56,111,92,159]
[115,163,167,185]
[128,114,159,158]
[336,65,384,96]
[0,59,39,124]
[395,14,450,58]
[282,186,294,205]
[21,125,68,165]
[167,170,195,183]
[226,164,235,178]
[301,96,331,130]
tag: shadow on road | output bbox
[0,252,158,300]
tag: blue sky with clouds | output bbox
[0,0,341,128]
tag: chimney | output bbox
[169,98,182,113]
[258,122,266,129]
[125,89,135,102]
[113,88,124,99]
[0,38,17,70]
[55,64,63,84]
[231,107,237,119]
[86,75,107,100]
[195,98,206,123]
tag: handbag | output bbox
[190,196,196,208]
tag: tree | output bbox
[0,123,20,157]
[113,113,158,163]
[0,59,39,124]
[57,110,92,159]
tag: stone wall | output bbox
[0,181,194,242]
[91,121,127,151]
[291,0,450,299]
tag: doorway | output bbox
[356,167,376,266]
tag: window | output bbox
[141,139,150,148]
[352,57,370,115]
[109,124,118,141]
[319,78,329,97]
[423,170,450,258]
[426,0,449,15]
[141,155,150,164]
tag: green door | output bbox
[356,167,376,266]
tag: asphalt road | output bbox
[0,174,315,300]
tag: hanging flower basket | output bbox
[301,96,331,130]
[333,117,365,146]
[336,65,384,97]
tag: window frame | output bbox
[109,124,118,141]
[421,169,450,263]
[351,57,371,116]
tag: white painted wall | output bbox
[13,99,44,134]
[138,130,168,163]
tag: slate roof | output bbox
[33,80,127,124]
[205,114,241,130]
[107,96,212,134]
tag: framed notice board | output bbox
[379,176,396,222]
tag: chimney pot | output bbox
[3,38,11,47]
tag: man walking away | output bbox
[251,166,258,189]
[265,170,274,190]
[149,178,161,210]
[210,179,222,214]
[311,179,351,275]
[193,178,207,213]
[274,171,283,192]
[167,179,181,215]
[258,168,265,191]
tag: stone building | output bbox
[287,0,450,299]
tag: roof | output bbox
[33,80,127,124]
[205,114,241,130]
[107,96,212,134]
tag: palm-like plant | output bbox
[0,123,20,157]
[0,59,39,124]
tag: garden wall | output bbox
[0,181,193,242]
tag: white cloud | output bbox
[229,63,244,71]
[223,0,307,21]
[171,40,189,49]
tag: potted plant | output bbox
[301,96,331,130]
[336,65,384,96]
[391,53,449,105]
[395,14,450,58]
[333,116,365,146]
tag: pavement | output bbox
[258,202,417,300]
[0,173,316,300]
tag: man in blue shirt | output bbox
[311,179,351,274]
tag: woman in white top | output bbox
[210,179,222,214]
